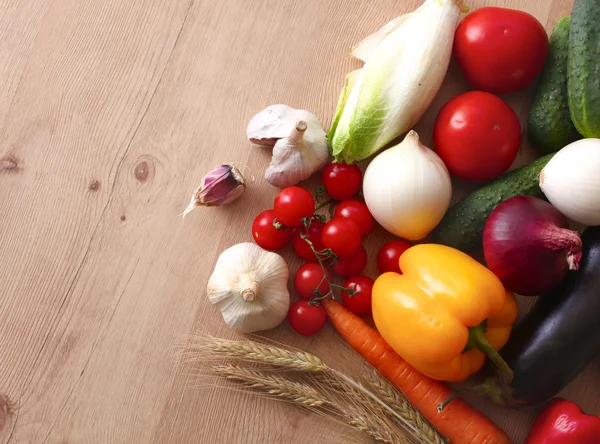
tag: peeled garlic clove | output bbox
[183,164,246,216]
[207,243,290,333]
[265,120,330,188]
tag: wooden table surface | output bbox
[1,0,599,442]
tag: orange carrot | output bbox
[323,299,510,444]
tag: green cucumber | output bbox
[528,17,580,154]
[568,0,600,137]
[431,154,555,253]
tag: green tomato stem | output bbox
[300,216,353,304]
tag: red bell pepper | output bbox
[525,398,600,444]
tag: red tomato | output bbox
[334,200,374,237]
[332,245,367,278]
[274,187,315,228]
[377,240,411,274]
[294,263,330,300]
[343,276,374,315]
[321,218,361,257]
[453,7,549,94]
[322,163,362,201]
[292,220,325,261]
[252,210,293,250]
[288,300,327,336]
[434,91,521,182]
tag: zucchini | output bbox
[568,0,600,137]
[528,17,580,153]
[430,154,555,253]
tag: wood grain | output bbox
[0,0,597,443]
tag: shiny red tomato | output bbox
[332,245,367,278]
[274,187,315,228]
[292,220,325,261]
[288,300,327,336]
[377,240,411,274]
[334,200,374,237]
[294,263,330,300]
[252,210,293,250]
[343,276,374,315]
[321,218,361,257]
[454,7,549,94]
[434,91,521,182]
[322,163,362,201]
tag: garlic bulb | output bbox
[540,138,600,226]
[207,243,290,333]
[363,130,452,240]
[247,104,329,188]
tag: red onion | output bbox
[483,195,582,296]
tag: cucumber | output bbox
[528,17,580,154]
[430,154,555,253]
[568,0,600,137]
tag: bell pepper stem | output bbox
[467,325,514,384]
[438,378,508,411]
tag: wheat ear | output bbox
[183,336,439,444]
[210,365,401,444]
[368,375,446,444]
[181,336,326,372]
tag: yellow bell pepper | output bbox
[372,244,518,383]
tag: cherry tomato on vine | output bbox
[292,220,325,261]
[342,276,374,315]
[434,91,521,182]
[334,200,374,236]
[322,163,362,201]
[288,300,327,336]
[294,263,330,300]
[332,245,367,278]
[252,209,293,250]
[377,240,411,274]
[321,218,361,257]
[453,7,548,94]
[274,187,315,228]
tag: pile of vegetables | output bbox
[186,0,600,442]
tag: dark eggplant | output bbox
[498,226,600,406]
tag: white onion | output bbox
[363,130,452,240]
[540,138,600,226]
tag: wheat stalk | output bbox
[210,364,402,444]
[182,336,327,372]
[211,364,329,407]
[182,335,440,444]
[368,375,446,444]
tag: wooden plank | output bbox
[1,0,598,443]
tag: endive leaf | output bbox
[351,14,409,63]
[327,69,360,141]
[330,0,462,164]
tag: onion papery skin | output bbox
[483,196,582,296]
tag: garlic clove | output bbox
[265,120,330,188]
[247,105,330,188]
[247,104,324,147]
[182,164,246,217]
[207,243,290,333]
